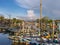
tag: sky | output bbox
[0,0,60,20]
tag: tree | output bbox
[0,16,4,21]
[16,19,23,23]
[12,18,17,23]
[36,16,53,31]
[36,19,40,23]
[0,16,5,25]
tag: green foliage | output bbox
[0,16,4,21]
[12,18,23,24]
[41,16,51,23]
[36,16,53,30]
[12,18,17,23]
[16,19,23,23]
[36,19,40,23]
[36,16,52,23]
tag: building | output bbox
[56,20,60,31]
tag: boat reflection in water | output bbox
[0,33,12,45]
[0,33,25,45]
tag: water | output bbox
[0,33,12,45]
[0,33,60,45]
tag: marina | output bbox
[0,0,60,45]
[0,33,60,45]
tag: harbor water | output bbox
[0,33,12,45]
[0,33,60,45]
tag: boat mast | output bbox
[39,0,42,36]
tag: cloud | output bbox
[15,0,60,19]
[52,10,60,16]
[15,0,39,20]
[16,10,38,21]
[42,0,60,19]
[15,0,40,10]
[27,10,36,19]
[16,16,38,21]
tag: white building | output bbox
[57,23,60,31]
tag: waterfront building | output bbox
[57,22,60,31]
